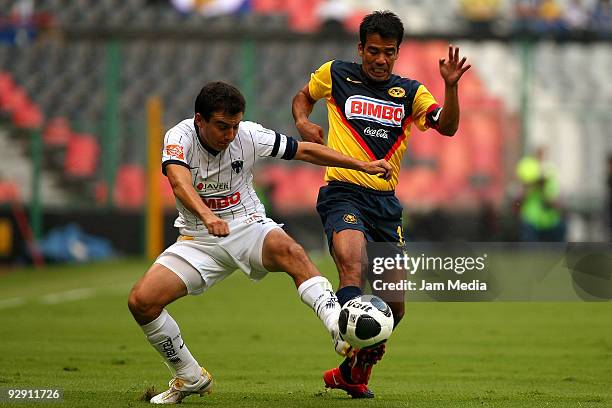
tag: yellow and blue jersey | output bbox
[309,60,441,191]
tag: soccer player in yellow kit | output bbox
[292,10,471,398]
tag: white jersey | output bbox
[162,118,298,236]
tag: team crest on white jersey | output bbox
[231,160,244,174]
[345,95,404,127]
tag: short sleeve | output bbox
[308,60,334,101]
[243,121,298,161]
[412,84,441,132]
[162,126,192,175]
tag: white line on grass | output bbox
[39,288,96,304]
[0,297,26,309]
[0,283,131,310]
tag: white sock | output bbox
[140,309,202,383]
[297,276,341,338]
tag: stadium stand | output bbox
[0,0,610,241]
[63,133,100,180]
[1,37,608,213]
[0,179,20,203]
[114,164,146,209]
[43,117,71,148]
[0,124,69,207]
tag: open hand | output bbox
[439,45,471,87]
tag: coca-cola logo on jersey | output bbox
[363,127,389,139]
[201,192,241,210]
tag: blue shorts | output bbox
[316,181,405,253]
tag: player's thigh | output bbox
[362,192,404,245]
[259,229,323,289]
[260,228,313,273]
[156,252,207,296]
[130,262,188,308]
[164,240,239,292]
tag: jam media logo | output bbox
[231,160,243,174]
[363,127,389,139]
[345,95,404,127]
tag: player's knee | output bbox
[127,288,143,315]
[279,241,309,266]
[128,286,162,320]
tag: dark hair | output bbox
[359,10,404,48]
[195,81,246,120]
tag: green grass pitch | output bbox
[0,258,611,407]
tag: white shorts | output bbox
[155,213,282,295]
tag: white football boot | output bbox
[150,367,213,404]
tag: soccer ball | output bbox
[338,295,394,349]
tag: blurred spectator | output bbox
[513,0,568,35]
[515,148,566,242]
[0,0,54,45]
[564,0,589,31]
[11,0,34,21]
[171,0,250,16]
[316,0,351,33]
[460,0,502,35]
[590,0,612,37]
[514,0,539,32]
[535,0,567,34]
[1,0,34,45]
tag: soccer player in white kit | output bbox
[127,82,392,404]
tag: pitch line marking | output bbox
[0,297,26,309]
[0,283,132,309]
[39,288,96,304]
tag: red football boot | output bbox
[349,343,386,384]
[323,367,374,398]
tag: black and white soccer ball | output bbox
[338,295,394,349]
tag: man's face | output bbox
[195,111,243,151]
[358,33,399,82]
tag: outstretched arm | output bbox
[293,141,392,181]
[437,45,471,136]
[292,84,325,144]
